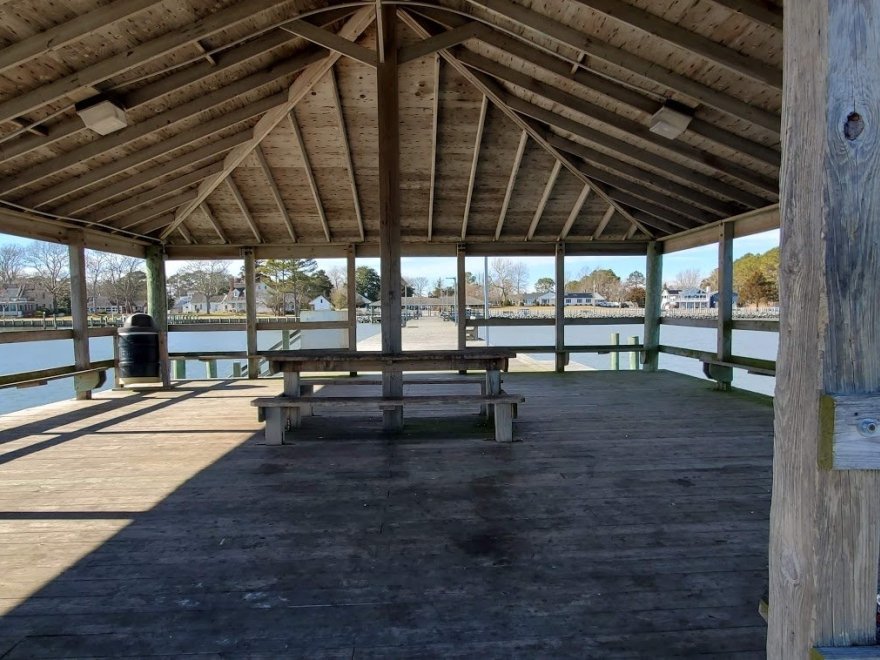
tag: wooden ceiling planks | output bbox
[0,0,786,251]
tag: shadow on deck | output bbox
[0,370,774,658]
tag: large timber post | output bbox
[346,244,357,352]
[554,242,566,373]
[642,241,662,372]
[377,5,402,432]
[243,248,258,379]
[68,235,91,400]
[711,222,734,390]
[768,2,880,657]
[144,245,170,388]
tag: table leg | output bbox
[485,369,501,420]
[281,372,303,431]
[382,370,403,432]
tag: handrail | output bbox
[659,344,776,376]
[0,359,115,389]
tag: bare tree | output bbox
[102,255,146,313]
[85,250,108,309]
[511,261,530,296]
[0,244,25,287]
[25,242,69,313]
[490,258,515,304]
[327,266,348,309]
[180,260,231,314]
[674,268,703,289]
[408,275,429,297]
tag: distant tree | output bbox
[327,266,348,308]
[308,269,333,300]
[85,250,108,310]
[25,242,70,314]
[408,275,429,297]
[584,268,621,299]
[355,265,381,302]
[624,271,645,290]
[0,244,26,287]
[700,269,719,291]
[102,255,146,314]
[738,270,776,309]
[259,259,317,315]
[490,258,517,303]
[180,259,231,314]
[625,286,646,307]
[511,262,529,296]
[535,277,555,294]
[674,268,703,289]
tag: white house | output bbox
[519,292,555,306]
[563,292,606,306]
[310,295,333,311]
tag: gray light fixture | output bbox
[76,98,128,135]
[649,102,693,140]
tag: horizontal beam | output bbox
[0,360,114,389]
[659,344,776,375]
[0,329,74,344]
[661,203,780,252]
[280,20,377,67]
[399,21,490,63]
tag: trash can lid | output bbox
[123,313,156,329]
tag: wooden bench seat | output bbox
[251,393,524,444]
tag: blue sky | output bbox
[0,229,779,290]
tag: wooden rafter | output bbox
[0,48,327,197]
[106,191,197,230]
[399,10,652,239]
[92,162,223,224]
[427,55,441,241]
[136,213,177,236]
[227,178,263,243]
[411,9,780,167]
[0,0,165,76]
[495,130,528,240]
[23,92,285,209]
[569,0,781,88]
[289,110,331,242]
[559,184,590,240]
[200,203,229,243]
[526,160,561,241]
[281,20,377,67]
[254,145,297,242]
[161,7,375,240]
[607,189,702,230]
[399,22,490,64]
[177,222,196,244]
[461,95,488,240]
[624,223,638,240]
[506,92,769,207]
[465,0,780,132]
[458,51,777,196]
[592,206,615,240]
[328,67,364,242]
[53,131,249,217]
[707,0,783,31]
[0,0,297,127]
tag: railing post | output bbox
[243,248,258,379]
[555,242,566,372]
[457,244,467,351]
[628,336,639,370]
[145,245,170,388]
[173,359,186,380]
[232,362,242,378]
[347,244,358,376]
[610,332,620,370]
[642,241,662,372]
[205,359,217,379]
[68,236,91,400]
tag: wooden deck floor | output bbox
[0,371,774,658]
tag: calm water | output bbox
[0,323,776,415]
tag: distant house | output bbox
[0,285,37,317]
[218,279,272,314]
[519,292,555,306]
[177,292,224,314]
[563,292,606,306]
[310,295,333,311]
[662,287,738,310]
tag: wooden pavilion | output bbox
[0,0,877,657]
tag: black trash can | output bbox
[117,313,160,385]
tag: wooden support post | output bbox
[711,221,735,390]
[145,245,170,387]
[555,242,566,372]
[232,362,242,378]
[457,245,467,351]
[768,3,880,657]
[347,244,357,352]
[281,330,290,350]
[243,248,258,379]
[642,241,662,372]
[68,237,91,400]
[628,336,639,370]
[610,332,620,370]
[378,6,402,432]
[205,360,217,379]
[173,359,186,379]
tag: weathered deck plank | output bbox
[0,371,774,658]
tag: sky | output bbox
[0,228,780,290]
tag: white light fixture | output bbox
[76,99,128,135]
[649,103,693,140]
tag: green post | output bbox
[173,359,186,380]
[610,332,620,370]
[282,329,290,350]
[206,360,217,379]
[629,336,639,370]
[232,362,242,378]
